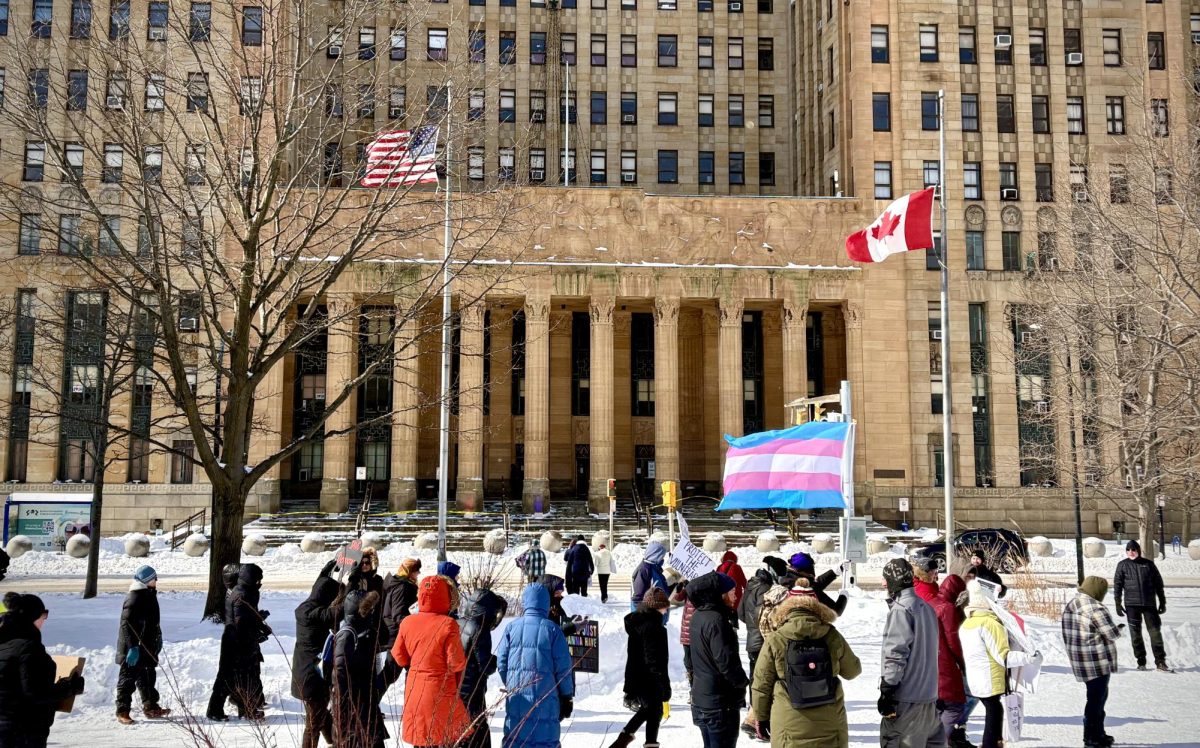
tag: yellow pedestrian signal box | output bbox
[661,481,678,509]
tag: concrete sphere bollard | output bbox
[810,533,836,554]
[483,528,507,554]
[66,534,91,558]
[359,532,386,552]
[1188,539,1200,561]
[5,535,33,559]
[300,533,326,554]
[1083,537,1107,558]
[756,531,781,552]
[124,534,151,558]
[867,535,891,555]
[591,530,611,549]
[183,533,209,557]
[702,532,726,553]
[539,530,563,553]
[1028,536,1054,558]
[413,532,439,550]
[241,534,268,557]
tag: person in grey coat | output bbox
[878,558,944,748]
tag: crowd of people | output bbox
[0,536,1177,748]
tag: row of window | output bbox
[453,147,776,185]
[1,0,264,44]
[10,68,231,114]
[869,22,1196,68]
[15,211,202,259]
[962,229,1139,274]
[871,91,1169,137]
[872,161,1144,205]
[463,0,775,11]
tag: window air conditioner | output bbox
[1047,257,1059,270]
[530,169,545,180]
[179,317,199,331]
[994,34,1012,49]
[1020,331,1034,344]
[328,45,342,56]
[1066,52,1083,66]
[1192,32,1200,44]
[148,26,166,40]
[106,96,124,109]
[298,468,311,481]
[729,1,742,9]
[931,329,943,340]
[1074,191,1089,202]
[72,319,85,330]
[531,111,545,122]
[622,113,636,123]
[314,391,326,401]
[1001,187,1019,200]
[622,171,636,182]
[1035,401,1050,414]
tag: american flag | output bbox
[359,126,440,187]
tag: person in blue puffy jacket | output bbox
[497,584,576,748]
[630,541,669,612]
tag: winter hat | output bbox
[576,535,586,542]
[915,556,940,575]
[222,562,243,590]
[642,587,671,610]
[437,560,462,581]
[12,594,47,622]
[1079,576,1109,603]
[786,577,816,599]
[1126,540,1142,554]
[882,558,914,597]
[966,579,993,611]
[397,557,422,577]
[133,565,157,585]
[762,556,788,578]
[716,572,737,595]
[788,552,816,578]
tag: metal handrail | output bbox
[170,509,206,551]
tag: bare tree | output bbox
[0,0,530,614]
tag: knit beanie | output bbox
[642,587,670,610]
[133,565,157,585]
[716,572,736,594]
[788,552,816,578]
[786,577,816,599]
[1126,540,1142,554]
[882,558,914,597]
[966,578,992,610]
[12,594,47,622]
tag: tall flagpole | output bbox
[937,89,956,549]
[437,85,453,563]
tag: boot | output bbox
[116,709,135,725]
[606,733,635,748]
[949,726,977,748]
[1156,662,1175,673]
[143,704,172,719]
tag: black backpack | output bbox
[783,637,837,709]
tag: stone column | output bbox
[718,298,744,475]
[781,299,809,421]
[587,297,615,512]
[456,302,485,511]
[320,296,355,513]
[522,295,551,512]
[389,302,420,511]
[654,297,680,493]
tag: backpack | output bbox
[783,637,837,710]
[320,623,351,681]
[515,551,528,571]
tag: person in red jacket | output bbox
[391,575,472,748]
[930,574,971,748]
[913,557,940,603]
[716,551,748,609]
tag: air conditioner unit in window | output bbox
[1001,187,1019,200]
[72,319,85,330]
[530,169,545,180]
[1047,257,1060,271]
[622,113,636,123]
[531,111,545,122]
[1066,52,1083,66]
[328,44,343,56]
[1020,331,1034,344]
[622,171,636,182]
[1192,32,1200,44]
[1074,190,1089,202]
[106,96,124,109]
[179,317,199,331]
[729,1,742,9]
[994,34,1012,48]
[1035,400,1050,414]
[931,329,943,340]
[148,26,166,40]
[298,468,311,482]
[314,391,326,401]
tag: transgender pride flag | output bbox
[717,421,854,511]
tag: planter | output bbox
[412,533,439,550]
[756,532,781,552]
[241,534,268,557]
[5,535,33,559]
[300,533,326,554]
[1082,538,1107,559]
[539,530,563,553]
[591,530,611,549]
[359,532,385,552]
[183,533,209,557]
[810,533,835,554]
[702,532,727,553]
[867,539,891,555]
[1188,539,1200,561]
[483,528,507,555]
[124,534,151,558]
[65,534,91,559]
[1028,536,1054,558]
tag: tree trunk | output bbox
[1184,509,1194,546]
[83,463,106,599]
[203,483,247,620]
[1138,494,1156,557]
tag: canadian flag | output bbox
[845,187,936,263]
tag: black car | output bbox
[910,528,1028,573]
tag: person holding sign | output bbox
[609,587,672,748]
[0,594,85,748]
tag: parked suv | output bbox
[910,528,1029,573]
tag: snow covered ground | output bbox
[19,581,1200,747]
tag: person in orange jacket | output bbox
[391,575,472,748]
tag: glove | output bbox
[70,674,85,695]
[662,702,671,721]
[1115,603,1125,617]
[1158,601,1166,614]
[124,647,140,667]
[877,680,898,719]
[260,609,271,620]
[936,699,946,712]
[558,697,573,721]
[320,559,337,577]
[756,719,771,739]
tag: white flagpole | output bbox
[937,89,956,549]
[840,379,855,592]
[437,86,453,563]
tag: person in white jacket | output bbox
[959,580,1041,748]
[594,544,615,603]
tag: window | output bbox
[620,91,636,123]
[296,442,322,482]
[388,86,405,119]
[327,25,343,57]
[698,36,713,68]
[1064,28,1081,55]
[658,0,675,9]
[530,89,545,121]
[467,88,484,120]
[67,70,88,110]
[961,93,979,131]
[185,143,205,185]
[241,6,262,45]
[186,72,209,113]
[1069,165,1088,200]
[759,152,775,186]
[657,35,676,66]
[1029,28,1045,65]
[23,142,44,182]
[468,28,483,62]
[324,85,342,117]
[590,90,606,124]
[698,0,710,10]
[758,95,774,127]
[189,1,210,41]
[63,143,83,180]
[964,161,981,199]
[58,215,82,255]
[32,0,51,36]
[698,93,713,126]
[18,214,41,255]
[428,28,447,61]
[0,69,6,107]
[966,231,985,270]
[560,91,576,124]
[530,31,546,64]
[959,26,976,64]
[239,75,261,115]
[728,94,744,127]
[356,84,375,118]
[499,32,515,64]
[171,441,195,483]
[560,33,577,65]
[657,92,677,125]
[926,233,942,271]
[921,92,938,130]
[1147,32,1164,70]
[873,161,892,199]
[590,149,606,183]
[529,148,545,182]
[1102,29,1121,66]
[143,144,162,183]
[388,27,406,60]
[1151,98,1168,136]
[919,25,938,62]
[1032,96,1050,133]
[1106,96,1125,134]
[498,147,515,181]
[620,150,636,182]
[102,143,123,182]
[620,0,633,8]
[996,95,1015,133]
[758,38,773,70]
[827,111,835,149]
[1002,231,1021,270]
[656,150,677,183]
[28,68,48,108]
[999,162,1017,199]
[872,92,890,131]
[70,0,91,37]
[1067,97,1084,134]
[620,34,636,66]
[145,73,164,111]
[729,37,743,69]
[994,26,1012,65]
[591,34,606,66]
[699,151,714,184]
[0,0,10,35]
[467,146,484,180]
[1035,163,1053,202]
[923,160,940,189]
[871,25,888,63]
[147,1,167,40]
[1155,169,1172,204]
[108,0,129,38]
[729,152,744,185]
[499,89,515,122]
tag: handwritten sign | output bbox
[567,619,599,673]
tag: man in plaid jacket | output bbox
[518,537,547,584]
[1062,576,1124,748]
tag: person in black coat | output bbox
[563,536,595,596]
[737,556,785,677]
[1113,539,1171,671]
[688,571,748,748]
[380,557,421,647]
[332,590,387,748]
[539,574,579,635]
[292,561,340,748]
[966,550,1008,598]
[207,562,243,721]
[226,563,271,720]
[114,566,169,724]
[0,546,8,583]
[0,594,85,748]
[610,587,672,748]
[459,588,508,748]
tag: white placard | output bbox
[898,497,910,513]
